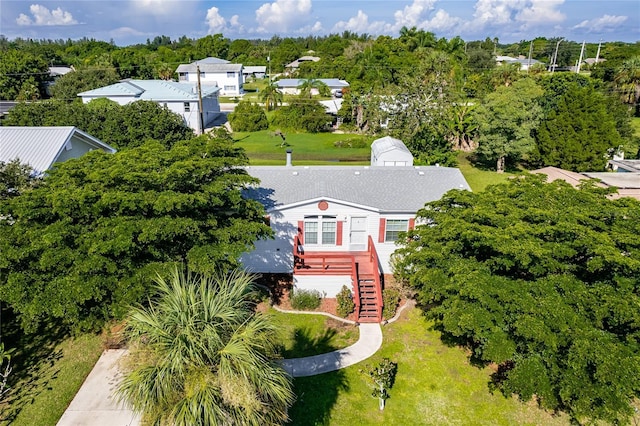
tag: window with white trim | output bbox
[385,219,408,242]
[183,102,190,112]
[227,72,235,78]
[304,216,337,245]
[224,85,236,91]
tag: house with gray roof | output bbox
[240,154,470,322]
[0,126,115,175]
[78,80,221,134]
[175,57,244,96]
[276,78,349,96]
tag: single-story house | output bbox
[78,80,221,134]
[532,166,640,201]
[284,56,320,75]
[175,58,244,96]
[370,136,414,167]
[241,151,470,322]
[496,55,543,71]
[0,126,115,175]
[243,66,267,82]
[276,78,349,96]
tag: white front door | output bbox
[349,216,367,250]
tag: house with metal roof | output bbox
[276,78,349,96]
[240,154,470,322]
[175,58,244,96]
[0,126,115,175]
[78,80,221,134]
[284,56,321,75]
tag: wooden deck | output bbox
[293,235,384,323]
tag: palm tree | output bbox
[615,56,640,115]
[259,81,283,111]
[297,78,330,98]
[117,268,295,425]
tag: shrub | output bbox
[290,288,322,310]
[271,99,330,133]
[336,285,355,318]
[228,101,268,132]
[382,287,401,319]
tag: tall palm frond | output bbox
[117,267,294,425]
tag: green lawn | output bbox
[1,331,103,426]
[456,152,514,192]
[270,309,359,358]
[288,307,570,426]
[234,130,372,165]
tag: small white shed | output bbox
[370,136,414,167]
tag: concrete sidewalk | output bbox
[57,323,383,423]
[280,323,383,377]
[57,349,140,426]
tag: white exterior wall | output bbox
[240,198,415,275]
[372,150,414,167]
[183,72,243,96]
[293,276,352,298]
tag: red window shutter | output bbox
[298,220,304,244]
[378,218,386,243]
[409,218,415,230]
[336,221,343,246]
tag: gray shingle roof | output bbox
[0,126,115,174]
[244,166,470,212]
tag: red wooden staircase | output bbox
[293,235,383,323]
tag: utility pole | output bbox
[196,65,204,135]
[576,40,586,73]
[595,39,603,64]
[527,41,533,73]
[550,39,562,73]
[267,53,271,83]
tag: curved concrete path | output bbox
[280,323,383,377]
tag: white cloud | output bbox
[473,0,524,27]
[109,27,149,38]
[516,0,565,26]
[131,0,184,16]
[16,4,77,26]
[420,9,462,32]
[332,10,386,33]
[297,21,323,33]
[391,0,437,31]
[255,0,312,32]
[206,7,227,34]
[573,14,628,31]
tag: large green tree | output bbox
[393,175,640,423]
[117,268,294,425]
[3,99,193,149]
[259,81,283,111]
[533,84,624,171]
[271,99,329,133]
[0,50,50,100]
[0,136,271,331]
[50,67,120,100]
[0,160,37,199]
[228,101,268,132]
[474,78,544,172]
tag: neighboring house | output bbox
[45,66,74,95]
[242,66,267,82]
[276,78,349,96]
[370,136,414,167]
[532,166,640,200]
[241,150,470,322]
[0,126,115,175]
[175,57,243,96]
[78,80,221,134]
[284,56,320,75]
[496,55,543,71]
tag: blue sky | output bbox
[1,0,638,45]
